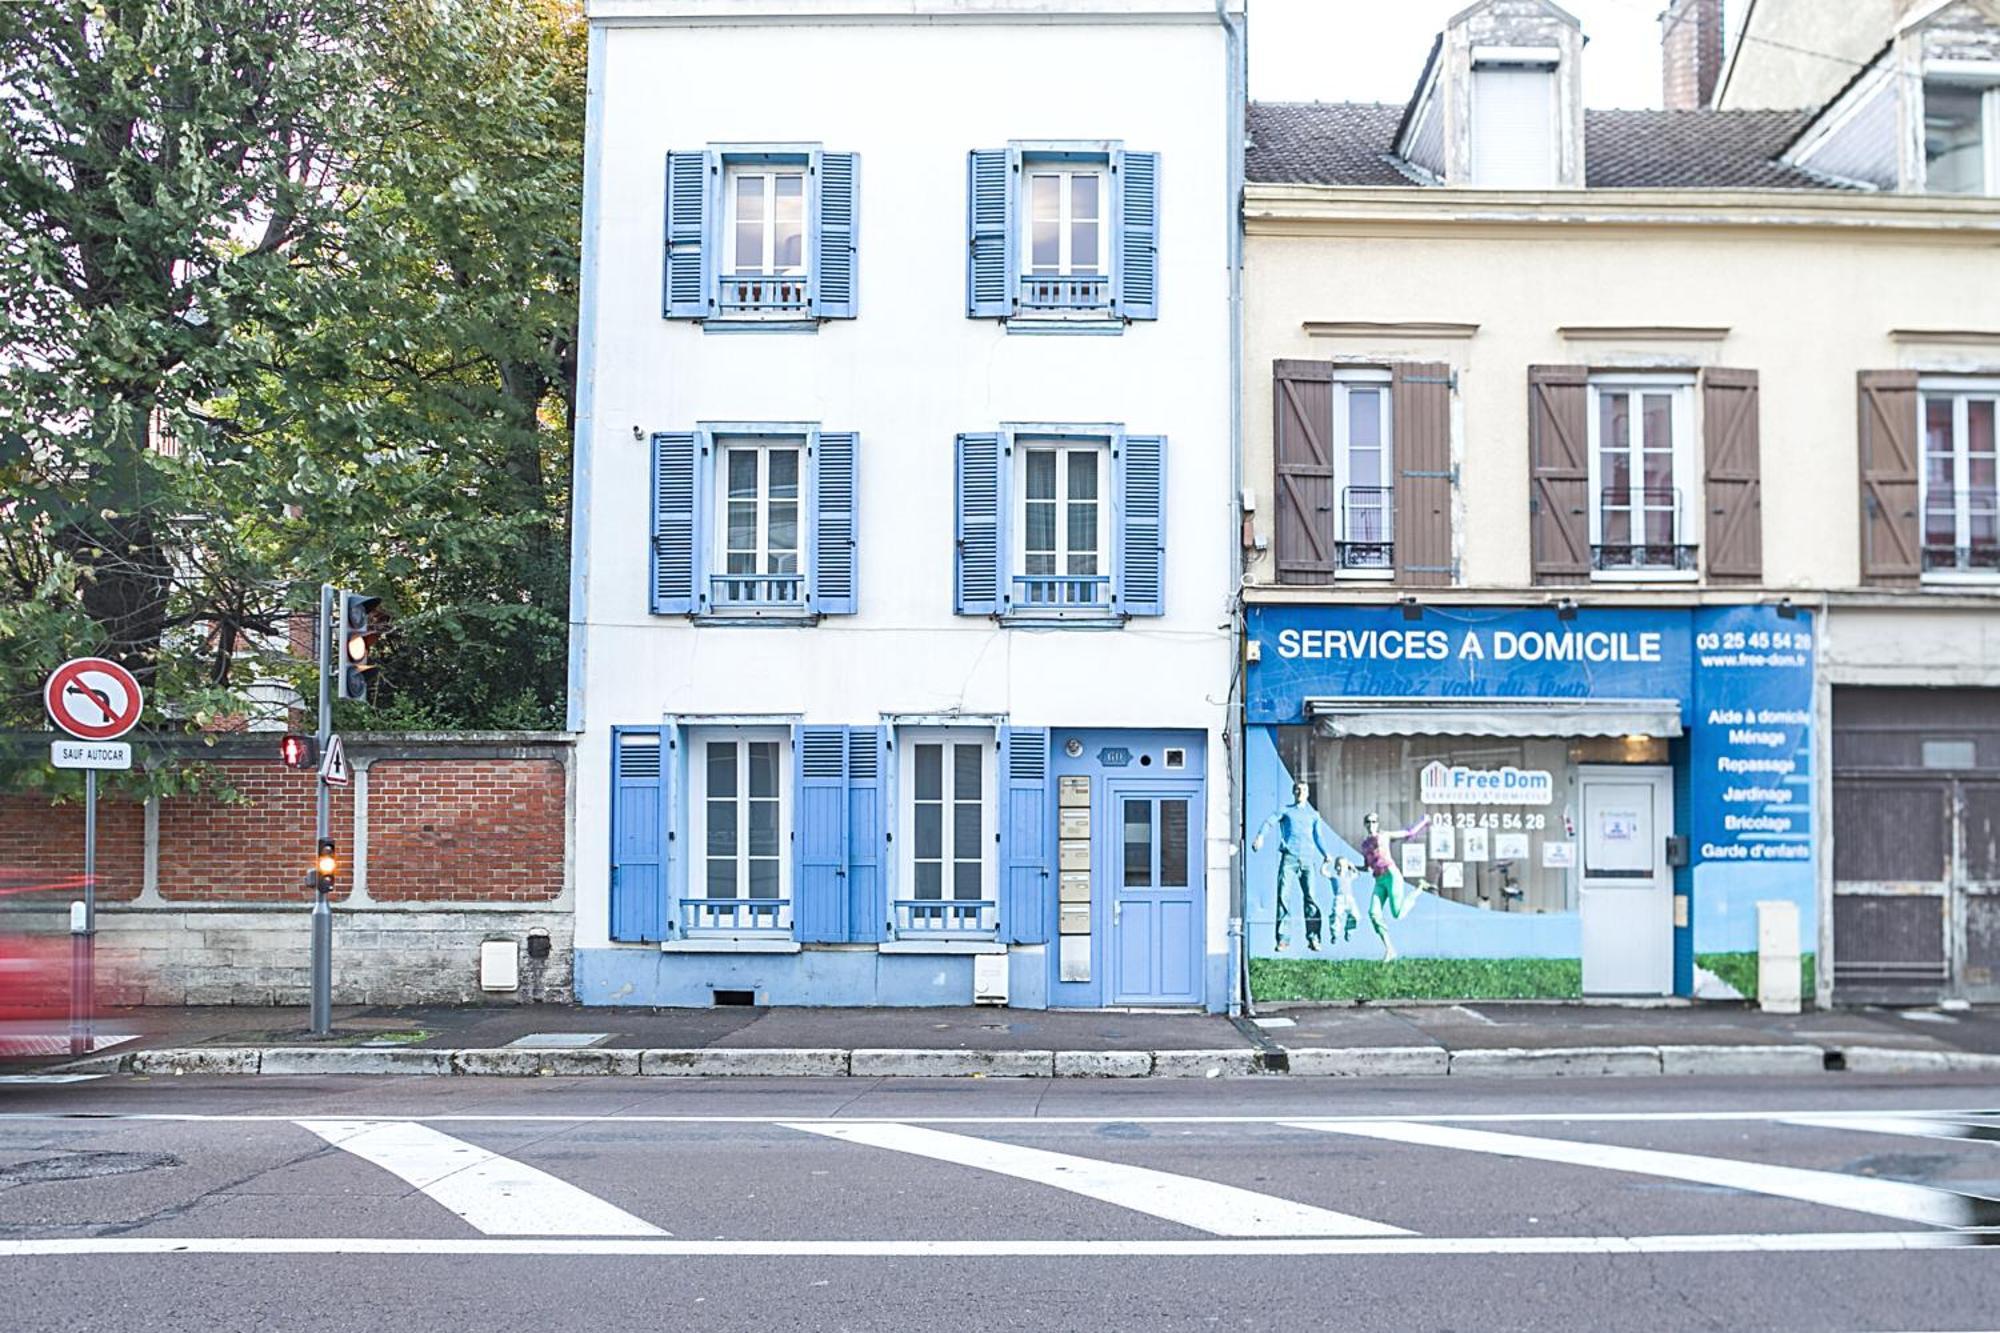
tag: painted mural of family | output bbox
[1251,781,1431,960]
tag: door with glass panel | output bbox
[1110,783,1204,1005]
[690,734,788,935]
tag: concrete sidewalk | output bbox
[28,998,2000,1080]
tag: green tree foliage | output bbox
[0,0,583,791]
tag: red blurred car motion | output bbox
[0,867,135,1061]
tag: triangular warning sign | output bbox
[319,734,351,787]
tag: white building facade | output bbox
[568,0,1246,1009]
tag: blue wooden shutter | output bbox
[814,151,859,320]
[955,432,1005,615]
[846,727,885,943]
[999,726,1050,945]
[794,725,849,943]
[610,728,667,942]
[1114,149,1158,321]
[811,431,857,615]
[1117,434,1166,616]
[651,432,699,614]
[966,148,1013,318]
[663,150,712,319]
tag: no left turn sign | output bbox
[45,657,144,742]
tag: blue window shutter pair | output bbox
[953,432,1166,618]
[610,726,684,942]
[663,149,858,321]
[964,146,1158,321]
[650,430,858,617]
[792,724,887,943]
[998,727,1051,945]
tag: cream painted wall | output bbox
[572,10,1238,955]
[1242,201,2000,593]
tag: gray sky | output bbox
[1248,0,1710,109]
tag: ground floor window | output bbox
[689,727,790,933]
[897,729,997,936]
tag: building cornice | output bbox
[1244,184,2000,239]
[1238,584,2000,612]
[588,0,1240,25]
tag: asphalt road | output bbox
[2,1071,1998,1332]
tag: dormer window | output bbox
[1470,51,1560,188]
[1924,81,1998,195]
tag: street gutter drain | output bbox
[713,989,756,1007]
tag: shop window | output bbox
[1919,379,1999,577]
[1275,728,1582,916]
[1587,376,1697,577]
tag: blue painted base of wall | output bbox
[575,946,1050,1009]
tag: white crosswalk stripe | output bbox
[299,1119,667,1237]
[1286,1119,2000,1229]
[785,1120,1409,1237]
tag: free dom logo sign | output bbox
[44,657,144,742]
[1419,760,1554,807]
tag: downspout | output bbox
[1217,0,1248,1017]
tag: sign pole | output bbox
[68,769,97,1057]
[310,583,334,1037]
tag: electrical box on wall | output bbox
[973,952,1009,1005]
[479,939,520,992]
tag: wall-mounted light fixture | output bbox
[1399,595,1422,622]
[1556,597,1579,622]
[1776,597,1798,621]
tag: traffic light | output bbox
[336,591,385,702]
[279,733,319,769]
[312,838,338,893]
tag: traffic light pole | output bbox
[310,582,333,1036]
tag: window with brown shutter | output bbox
[1273,360,1336,585]
[1858,370,1921,585]
[1702,368,1762,584]
[1528,365,1590,584]
[1393,362,1454,587]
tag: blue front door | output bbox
[1111,785,1203,1005]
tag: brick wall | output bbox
[366,758,564,902]
[1661,0,1724,111]
[157,764,355,902]
[0,791,145,901]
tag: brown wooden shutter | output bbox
[1273,359,1336,585]
[1858,370,1921,585]
[1392,362,1454,587]
[1702,367,1762,584]
[1528,365,1590,584]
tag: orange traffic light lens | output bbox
[346,634,368,662]
[316,855,337,876]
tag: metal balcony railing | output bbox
[718,272,809,316]
[1593,487,1695,571]
[1017,272,1109,312]
[1337,485,1394,570]
[894,897,998,938]
[1922,491,2000,572]
[678,896,790,936]
[709,572,804,609]
[1011,573,1111,612]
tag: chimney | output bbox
[1661,0,1724,110]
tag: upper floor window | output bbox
[1333,372,1394,574]
[1470,62,1558,188]
[955,428,1165,622]
[650,426,857,620]
[1924,81,1998,195]
[1587,377,1697,577]
[664,146,857,326]
[967,143,1157,327]
[1922,382,1999,576]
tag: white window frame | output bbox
[1585,375,1698,582]
[895,728,998,938]
[1332,369,1395,580]
[686,726,792,935]
[1020,164,1107,277]
[1469,60,1559,189]
[712,435,806,608]
[1918,375,2000,583]
[1921,74,2000,197]
[722,164,808,277]
[1012,435,1113,617]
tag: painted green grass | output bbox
[1696,951,1817,1006]
[1251,956,1582,1002]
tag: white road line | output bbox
[783,1121,1407,1237]
[0,1231,1994,1259]
[4,1108,1997,1126]
[1288,1120,2000,1229]
[298,1120,666,1237]
[1779,1115,2000,1145]
[0,1075,102,1085]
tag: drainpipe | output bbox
[1217,0,1248,1017]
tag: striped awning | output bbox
[1305,696,1684,740]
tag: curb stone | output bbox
[451,1049,545,1077]
[1054,1050,1154,1078]
[259,1047,449,1076]
[1837,1045,2000,1075]
[638,1048,848,1077]
[1449,1046,1663,1077]
[849,1049,1053,1078]
[1150,1049,1272,1078]
[128,1047,261,1077]
[1287,1046,1448,1077]
[1659,1044,1825,1076]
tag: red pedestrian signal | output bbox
[280,734,319,769]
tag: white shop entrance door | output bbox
[1578,766,1674,997]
